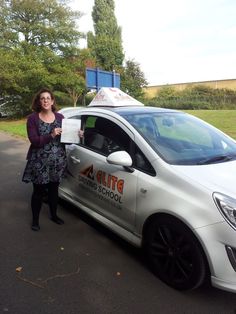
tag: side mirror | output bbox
[106,151,133,167]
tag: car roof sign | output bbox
[88,87,144,107]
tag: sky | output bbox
[70,0,236,86]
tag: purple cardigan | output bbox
[26,112,64,160]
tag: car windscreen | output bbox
[121,112,236,165]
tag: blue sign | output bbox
[86,67,120,90]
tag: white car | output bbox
[59,88,236,293]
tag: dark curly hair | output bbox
[32,88,57,112]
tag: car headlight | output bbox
[213,192,236,230]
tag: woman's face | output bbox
[39,92,54,112]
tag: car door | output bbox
[63,114,139,232]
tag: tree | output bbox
[0,47,51,95]
[87,1,148,99]
[0,46,54,115]
[121,59,148,100]
[0,0,87,112]
[53,48,96,106]
[88,0,124,71]
[0,0,83,55]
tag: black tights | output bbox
[31,182,59,225]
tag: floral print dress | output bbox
[22,119,67,184]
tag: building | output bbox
[143,78,236,99]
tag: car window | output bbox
[123,112,236,165]
[82,116,130,156]
[155,115,212,147]
[82,115,156,175]
[68,114,156,175]
[132,144,156,176]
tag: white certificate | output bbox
[61,119,81,144]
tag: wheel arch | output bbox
[142,212,211,278]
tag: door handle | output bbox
[140,188,147,194]
[70,155,80,164]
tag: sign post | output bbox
[86,67,120,91]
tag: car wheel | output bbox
[145,215,207,291]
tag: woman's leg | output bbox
[48,181,64,224]
[31,183,46,230]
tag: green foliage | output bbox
[120,59,148,100]
[0,0,91,115]
[147,84,236,110]
[157,86,176,98]
[89,0,124,70]
[0,45,60,114]
[88,1,147,99]
[0,0,148,114]
[48,48,96,106]
[0,0,83,54]
[54,91,74,107]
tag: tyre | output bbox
[145,215,207,291]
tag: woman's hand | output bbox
[51,127,62,138]
[78,130,84,138]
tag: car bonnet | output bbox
[173,159,236,197]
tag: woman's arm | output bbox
[27,114,52,147]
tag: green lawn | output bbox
[0,119,27,138]
[0,110,236,139]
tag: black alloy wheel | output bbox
[145,215,207,291]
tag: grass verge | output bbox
[0,119,27,138]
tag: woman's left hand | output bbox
[78,130,84,138]
[51,127,62,138]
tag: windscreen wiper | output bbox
[197,154,234,165]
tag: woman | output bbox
[22,88,67,231]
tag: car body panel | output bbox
[174,161,236,196]
[63,144,139,232]
[58,97,236,293]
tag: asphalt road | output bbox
[1,131,236,314]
